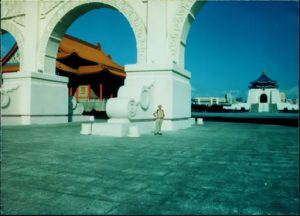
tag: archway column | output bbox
[91,0,198,136]
[1,1,72,125]
[22,1,40,74]
[103,63,193,135]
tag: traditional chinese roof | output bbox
[1,34,125,78]
[249,72,278,89]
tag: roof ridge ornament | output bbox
[96,42,101,50]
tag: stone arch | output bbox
[38,0,146,74]
[260,94,268,103]
[1,20,24,72]
[168,0,205,67]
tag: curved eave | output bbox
[77,65,126,77]
[57,50,76,60]
[250,81,277,86]
[1,65,20,72]
[249,85,279,89]
[57,62,125,78]
[56,62,77,74]
[59,35,124,71]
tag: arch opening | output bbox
[1,31,20,73]
[44,4,137,119]
[41,0,145,74]
[260,94,268,103]
[1,21,24,73]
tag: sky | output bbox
[1,0,299,100]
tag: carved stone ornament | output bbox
[1,0,25,19]
[12,16,25,27]
[0,85,19,109]
[1,93,10,108]
[128,99,137,118]
[140,88,150,110]
[139,82,154,111]
[168,0,195,65]
[40,1,64,19]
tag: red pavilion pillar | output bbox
[87,85,91,99]
[99,84,103,100]
[69,87,73,97]
[75,87,79,100]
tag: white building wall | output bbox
[270,90,281,104]
[247,88,279,105]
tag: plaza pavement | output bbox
[0,120,299,215]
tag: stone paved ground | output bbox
[0,121,299,214]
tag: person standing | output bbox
[153,105,165,135]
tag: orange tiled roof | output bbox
[1,34,126,77]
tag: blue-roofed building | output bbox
[224,72,298,112]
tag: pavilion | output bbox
[1,34,126,113]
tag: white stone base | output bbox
[91,122,130,137]
[127,126,140,137]
[85,118,193,137]
[1,115,68,125]
[0,116,28,125]
[71,115,94,122]
[80,123,92,135]
[1,114,94,126]
[195,118,204,125]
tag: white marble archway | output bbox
[1,0,208,130]
[38,0,146,74]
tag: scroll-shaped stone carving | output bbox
[106,98,137,119]
[0,85,19,108]
[106,82,154,119]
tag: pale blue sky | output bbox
[1,1,299,100]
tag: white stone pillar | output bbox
[22,1,40,74]
[1,1,70,125]
[146,0,168,64]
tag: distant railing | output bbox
[78,99,107,112]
